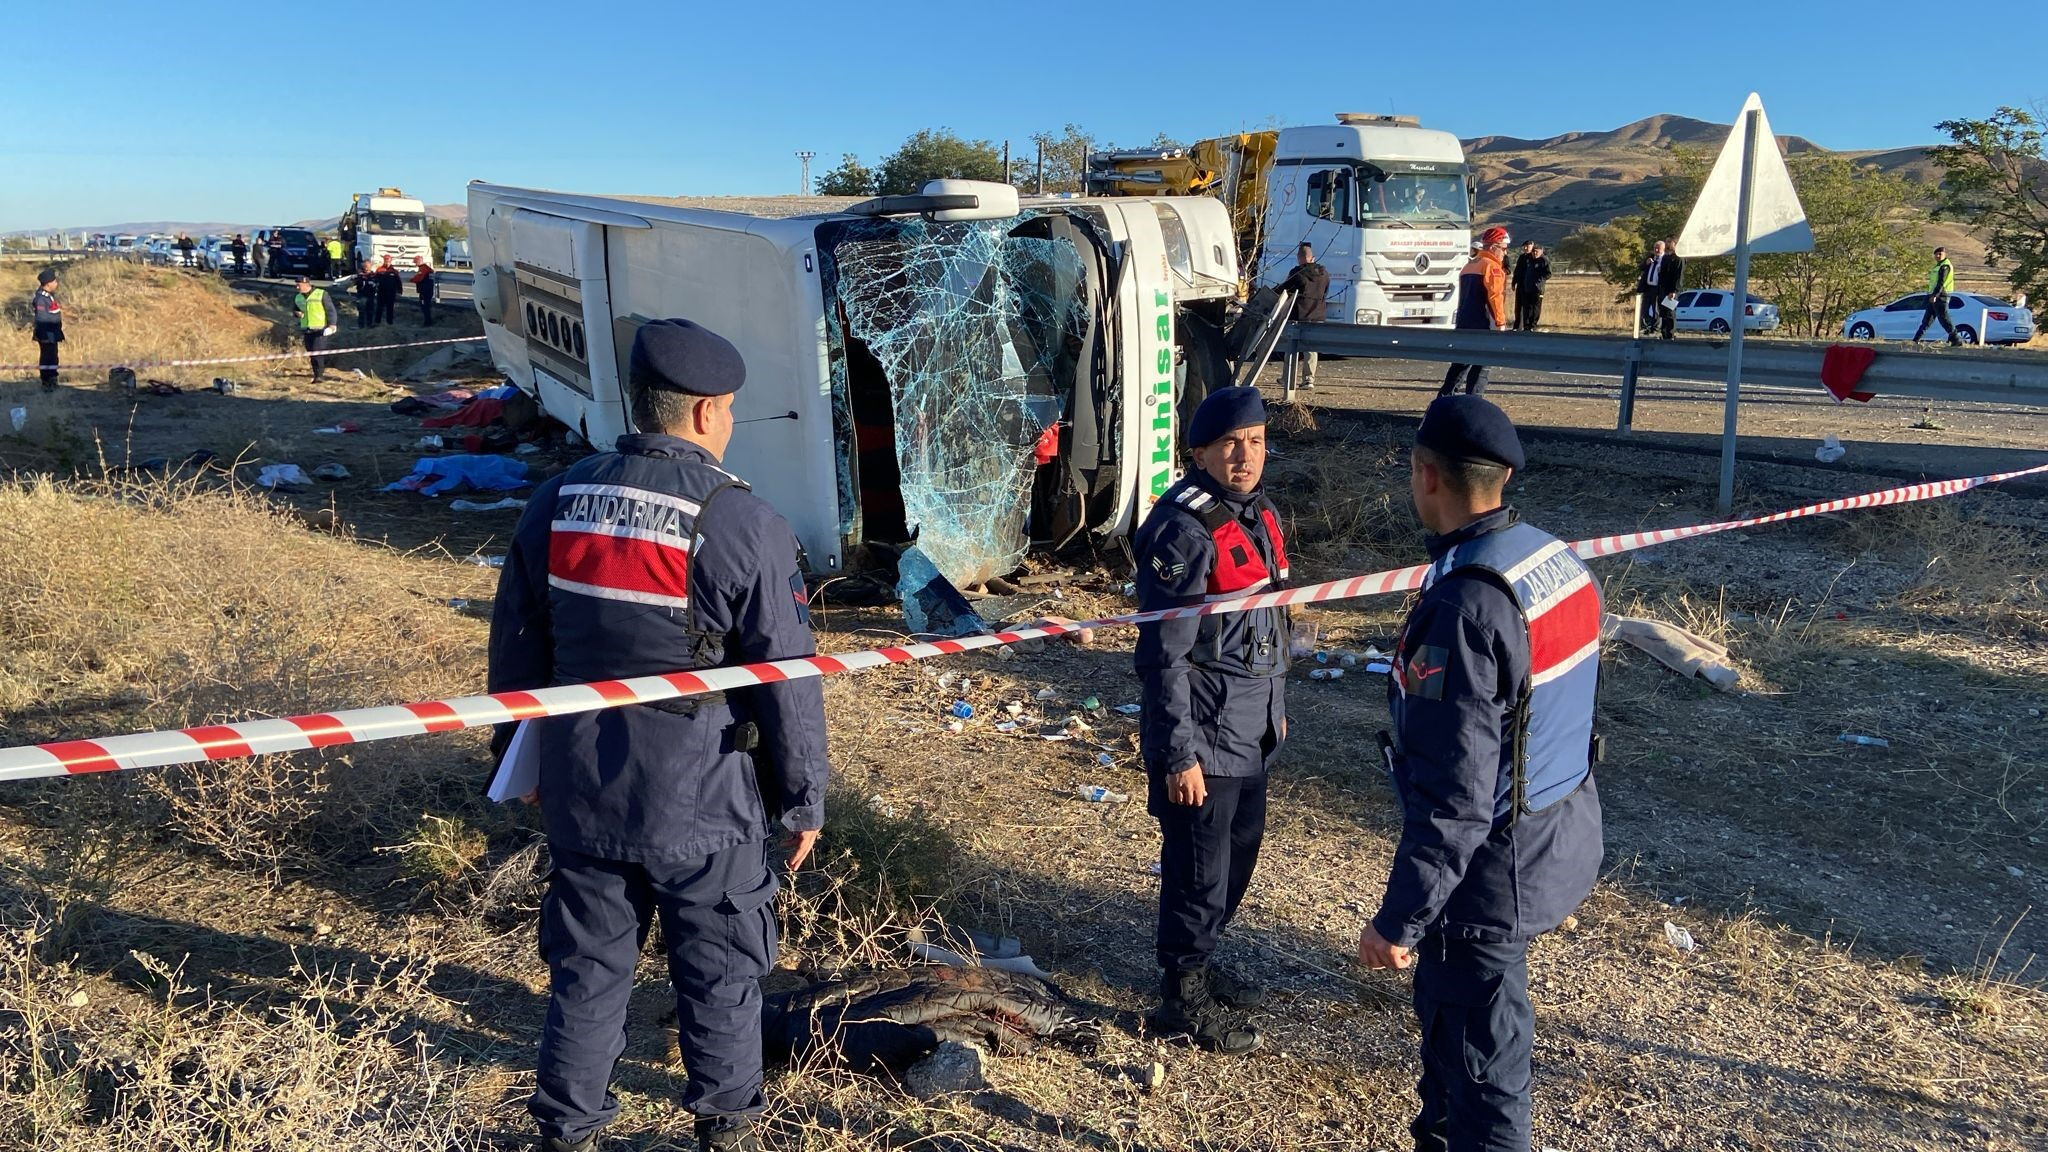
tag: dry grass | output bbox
[0,475,498,871]
[3,260,289,387]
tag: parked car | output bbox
[143,236,178,265]
[264,227,323,276]
[1841,293,2035,346]
[1672,289,1779,333]
[110,234,142,260]
[199,236,240,272]
[441,238,471,268]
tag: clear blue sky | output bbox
[2,0,2041,231]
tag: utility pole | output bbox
[1036,141,1045,196]
[795,151,816,196]
[1002,140,1011,185]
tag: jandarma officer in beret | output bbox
[1134,386,1291,1055]
[1357,395,1604,1152]
[488,320,831,1152]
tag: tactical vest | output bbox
[1157,474,1290,675]
[545,448,747,688]
[1412,521,1601,819]
[1162,478,1290,600]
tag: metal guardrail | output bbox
[1281,324,2048,431]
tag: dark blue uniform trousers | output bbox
[530,839,778,1144]
[1410,935,1534,1152]
[1149,772,1268,972]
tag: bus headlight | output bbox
[1355,309,1382,325]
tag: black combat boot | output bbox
[1204,964,1268,1010]
[1150,968,1261,1055]
[697,1116,763,1152]
[540,1136,594,1152]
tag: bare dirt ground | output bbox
[2,264,2045,1150]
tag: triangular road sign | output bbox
[1676,93,1813,257]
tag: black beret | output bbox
[37,268,57,285]
[1187,385,1266,447]
[630,318,745,397]
[1416,395,1524,470]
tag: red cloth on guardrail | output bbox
[1821,344,1877,403]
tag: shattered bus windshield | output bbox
[819,213,1091,585]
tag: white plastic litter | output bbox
[1664,921,1698,953]
[8,407,25,433]
[449,497,527,512]
[256,463,311,490]
[1815,435,1846,463]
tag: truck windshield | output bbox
[367,211,427,234]
[1361,173,1469,225]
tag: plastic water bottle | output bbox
[1839,733,1889,748]
[1076,785,1129,803]
[949,700,974,720]
[1309,667,1344,681]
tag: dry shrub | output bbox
[0,913,488,1151]
[1267,424,1412,573]
[0,475,498,868]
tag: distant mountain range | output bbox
[5,116,1974,261]
[1464,114,1973,259]
[4,204,467,240]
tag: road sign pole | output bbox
[1718,108,1760,515]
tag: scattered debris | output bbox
[2008,866,2025,878]
[1309,667,1345,681]
[8,407,24,433]
[311,463,350,481]
[449,497,528,512]
[1113,703,1142,715]
[1141,1062,1167,1093]
[1076,785,1128,803]
[1839,733,1890,749]
[418,434,445,449]
[949,701,974,720]
[256,464,311,491]
[1663,921,1697,953]
[1035,688,1059,701]
[1080,696,1101,713]
[384,455,532,497]
[465,554,507,568]
[65,989,90,1009]
[211,377,237,394]
[1602,614,1740,691]
[1814,435,1847,463]
[311,420,362,434]
[905,1042,988,1099]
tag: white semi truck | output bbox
[340,187,432,269]
[465,179,1241,583]
[1090,114,1475,327]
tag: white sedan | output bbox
[1842,293,2035,346]
[1672,290,1779,333]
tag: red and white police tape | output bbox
[2,459,2044,782]
[0,335,486,374]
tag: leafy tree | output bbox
[1929,105,2048,303]
[815,153,878,197]
[875,130,1007,196]
[425,217,466,263]
[1553,221,1641,287]
[1027,124,1096,193]
[1748,154,1919,337]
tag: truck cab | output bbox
[466,180,1239,584]
[341,187,432,269]
[1256,115,1472,327]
